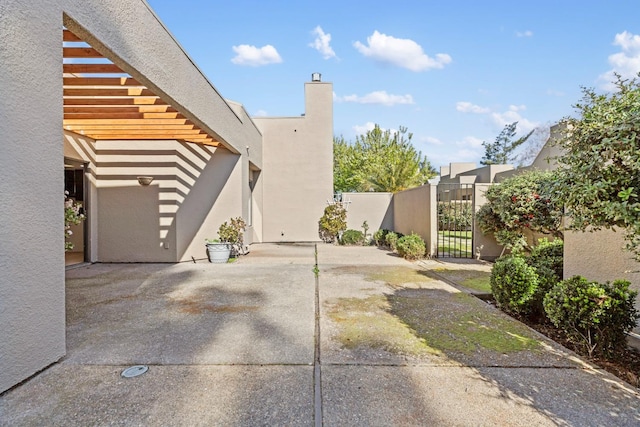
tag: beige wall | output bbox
[1,0,66,393]
[345,193,394,233]
[254,81,333,242]
[393,185,438,255]
[473,184,504,260]
[1,0,264,392]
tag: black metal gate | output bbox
[437,183,474,258]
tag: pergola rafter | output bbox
[63,29,219,147]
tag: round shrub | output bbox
[396,233,426,260]
[340,229,364,246]
[527,239,564,313]
[373,229,390,247]
[385,231,400,252]
[318,203,347,243]
[544,276,639,357]
[490,256,540,315]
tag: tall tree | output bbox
[481,122,535,165]
[333,125,436,193]
[556,74,640,260]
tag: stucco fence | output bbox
[342,185,503,260]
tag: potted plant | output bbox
[206,217,247,263]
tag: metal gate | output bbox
[437,183,474,258]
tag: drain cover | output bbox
[121,365,149,378]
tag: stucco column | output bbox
[0,1,66,392]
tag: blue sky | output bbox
[147,0,640,169]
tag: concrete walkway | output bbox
[1,244,640,426]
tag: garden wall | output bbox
[393,185,438,256]
[344,192,394,233]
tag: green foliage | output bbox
[396,233,426,260]
[64,192,85,251]
[217,217,247,256]
[544,276,639,357]
[373,229,390,246]
[318,203,347,243]
[476,170,564,252]
[490,256,540,315]
[438,201,473,231]
[385,231,401,252]
[341,229,365,246]
[333,124,437,193]
[556,74,640,260]
[361,221,370,244]
[481,122,535,165]
[526,239,564,313]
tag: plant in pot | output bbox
[206,217,247,263]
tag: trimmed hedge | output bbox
[490,256,540,315]
[341,229,364,246]
[396,233,426,260]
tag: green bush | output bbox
[396,233,426,260]
[490,256,540,315]
[340,229,364,246]
[438,201,473,231]
[373,229,390,246]
[385,231,403,252]
[544,276,639,357]
[526,239,564,313]
[318,203,347,243]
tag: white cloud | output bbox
[457,136,484,148]
[353,122,377,135]
[337,91,414,106]
[456,101,490,114]
[490,105,537,134]
[599,31,640,90]
[231,44,282,66]
[516,30,533,38]
[423,136,442,145]
[309,26,337,59]
[353,30,452,72]
[253,109,268,117]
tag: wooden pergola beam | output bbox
[63,47,103,58]
[63,64,126,74]
[63,77,143,86]
[63,106,176,114]
[63,98,168,106]
[63,88,157,97]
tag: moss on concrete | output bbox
[433,268,492,293]
[365,266,433,288]
[327,295,440,357]
[389,292,539,354]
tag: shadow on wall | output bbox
[95,142,239,262]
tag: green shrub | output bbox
[526,239,564,313]
[396,233,426,260]
[373,229,390,246]
[544,276,639,357]
[318,203,347,243]
[490,256,540,315]
[341,229,364,246]
[385,231,403,252]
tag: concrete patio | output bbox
[1,244,639,426]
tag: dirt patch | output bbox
[171,297,259,315]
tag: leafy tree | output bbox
[481,122,535,165]
[318,203,347,243]
[476,170,564,252]
[556,74,640,260]
[333,124,436,193]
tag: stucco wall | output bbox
[344,193,394,233]
[2,0,265,392]
[254,81,333,242]
[393,185,438,255]
[565,228,640,334]
[0,0,66,393]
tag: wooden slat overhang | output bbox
[63,29,219,146]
